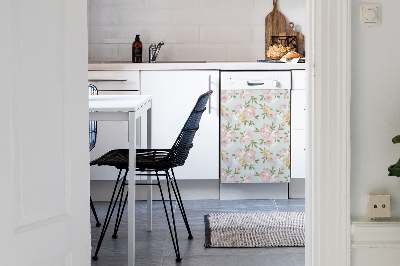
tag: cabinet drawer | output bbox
[292,70,306,90]
[88,71,140,91]
[291,90,306,130]
[291,129,305,179]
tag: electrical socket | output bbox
[367,194,391,219]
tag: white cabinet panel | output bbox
[292,70,306,90]
[291,129,305,179]
[291,90,306,130]
[88,71,140,91]
[141,70,219,180]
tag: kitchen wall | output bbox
[87,0,305,62]
[351,0,400,264]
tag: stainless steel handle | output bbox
[247,81,264,86]
[88,79,127,82]
[208,75,212,114]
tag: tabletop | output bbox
[89,95,152,112]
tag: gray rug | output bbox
[204,212,305,248]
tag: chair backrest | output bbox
[89,84,98,151]
[163,90,213,169]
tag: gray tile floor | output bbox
[91,199,305,266]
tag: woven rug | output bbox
[204,212,305,248]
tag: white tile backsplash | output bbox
[173,8,226,26]
[91,43,119,61]
[88,0,305,62]
[91,7,119,26]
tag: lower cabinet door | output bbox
[141,70,219,180]
[291,129,306,179]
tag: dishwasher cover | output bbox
[220,89,290,183]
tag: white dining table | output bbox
[89,94,152,266]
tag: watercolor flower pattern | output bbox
[220,89,290,183]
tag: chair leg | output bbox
[92,169,128,261]
[112,178,128,239]
[156,171,182,262]
[90,196,101,227]
[168,169,193,239]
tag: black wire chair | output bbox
[90,90,213,262]
[89,84,101,227]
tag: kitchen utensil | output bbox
[265,0,287,59]
[279,22,304,52]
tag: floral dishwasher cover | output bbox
[220,89,290,184]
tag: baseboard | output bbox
[220,183,288,200]
[351,219,400,266]
[289,178,305,198]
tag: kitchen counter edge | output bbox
[89,62,306,71]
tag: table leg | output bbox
[147,105,152,232]
[128,112,136,266]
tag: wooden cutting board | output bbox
[279,22,304,53]
[265,0,286,59]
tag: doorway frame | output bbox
[306,0,351,265]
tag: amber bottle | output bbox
[132,35,142,63]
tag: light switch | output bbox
[359,3,381,26]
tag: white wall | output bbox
[351,0,400,220]
[351,1,400,264]
[87,0,305,62]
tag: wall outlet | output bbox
[367,194,391,219]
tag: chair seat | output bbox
[90,148,172,171]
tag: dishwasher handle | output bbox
[247,81,265,86]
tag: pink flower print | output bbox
[279,103,289,114]
[236,166,241,171]
[234,147,245,158]
[223,157,230,164]
[244,90,253,97]
[267,156,275,164]
[227,90,236,96]
[284,93,289,99]
[259,169,272,183]
[236,122,241,129]
[227,130,236,140]
[234,103,244,113]
[243,150,256,164]
[244,175,253,183]
[227,175,236,183]
[240,137,244,143]
[244,131,253,141]
[223,112,230,120]
[221,95,228,103]
[280,122,285,128]
[221,169,227,183]
[267,112,275,120]
[264,139,272,147]
[284,137,289,143]
[279,147,289,158]
[221,139,228,147]
[265,95,272,103]
[259,124,271,139]
[280,166,286,171]
[271,175,280,182]
[271,90,280,96]
[260,90,270,95]
[244,106,256,120]
[239,93,245,99]
[221,125,227,138]
[271,130,280,141]
[221,90,227,95]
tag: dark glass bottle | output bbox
[132,35,142,63]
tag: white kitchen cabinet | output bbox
[88,71,141,180]
[141,70,219,180]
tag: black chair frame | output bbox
[90,90,213,262]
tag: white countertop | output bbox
[89,62,306,71]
